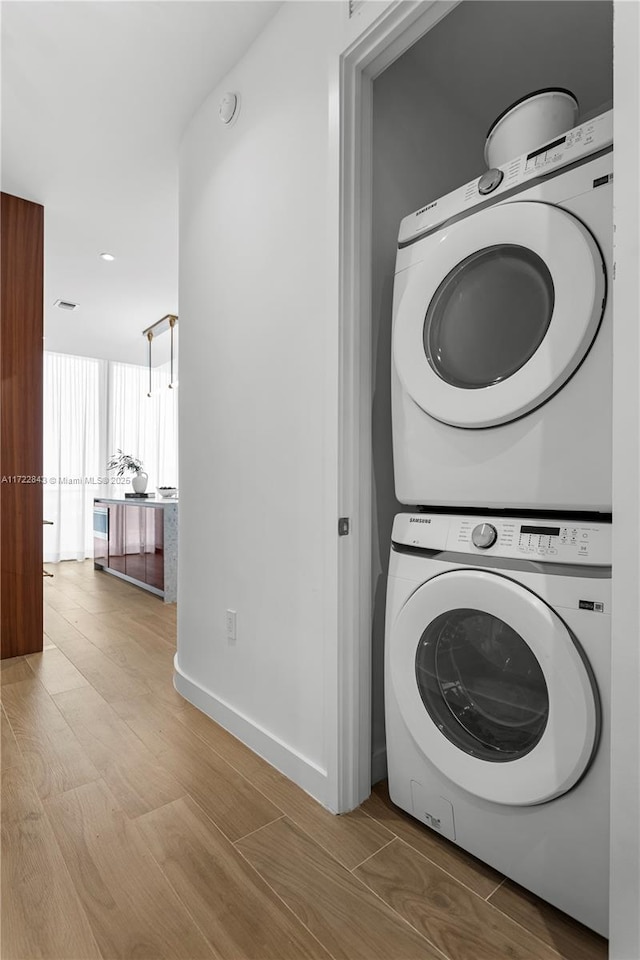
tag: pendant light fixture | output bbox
[141,314,178,396]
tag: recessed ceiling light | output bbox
[99,252,115,261]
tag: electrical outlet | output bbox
[225,609,237,642]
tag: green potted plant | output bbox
[107,449,148,494]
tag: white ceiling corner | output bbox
[1,0,282,365]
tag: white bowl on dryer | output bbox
[485,88,579,168]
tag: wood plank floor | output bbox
[1,561,609,960]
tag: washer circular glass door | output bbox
[390,569,599,805]
[393,201,606,428]
[416,607,549,762]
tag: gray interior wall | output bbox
[370,0,613,782]
[370,68,485,781]
[406,1,614,138]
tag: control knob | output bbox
[471,523,498,549]
[478,168,504,195]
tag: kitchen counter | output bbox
[93,497,178,602]
[94,496,178,506]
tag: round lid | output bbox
[486,87,579,139]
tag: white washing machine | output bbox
[385,512,611,936]
[392,111,613,511]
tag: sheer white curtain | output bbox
[43,353,107,562]
[108,361,178,493]
[43,353,178,563]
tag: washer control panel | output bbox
[398,110,612,246]
[393,513,611,566]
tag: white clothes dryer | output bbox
[392,111,613,511]
[385,512,611,936]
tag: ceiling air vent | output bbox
[54,298,79,311]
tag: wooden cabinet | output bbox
[97,500,172,598]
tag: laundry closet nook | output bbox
[369,0,614,783]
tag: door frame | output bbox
[337,0,460,814]
[337,1,639,956]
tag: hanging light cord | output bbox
[147,331,153,397]
[141,315,177,396]
[169,315,176,389]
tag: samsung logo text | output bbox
[416,202,437,216]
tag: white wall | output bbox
[177,0,389,806]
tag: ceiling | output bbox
[1,1,281,365]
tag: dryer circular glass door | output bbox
[389,569,600,805]
[393,201,606,428]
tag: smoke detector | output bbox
[54,299,79,311]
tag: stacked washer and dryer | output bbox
[385,94,613,937]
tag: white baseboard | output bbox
[371,743,388,785]
[173,655,330,807]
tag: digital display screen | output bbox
[520,525,561,536]
[526,136,566,161]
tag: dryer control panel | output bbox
[393,513,611,566]
[398,110,613,247]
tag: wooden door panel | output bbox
[1,192,44,658]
